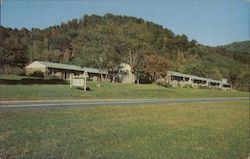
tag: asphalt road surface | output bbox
[0,97,248,112]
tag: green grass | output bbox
[0,75,26,80]
[0,101,249,158]
[0,76,248,100]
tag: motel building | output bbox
[166,71,231,90]
[26,61,231,90]
[117,63,231,90]
[25,61,108,82]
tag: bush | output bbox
[183,84,193,88]
[49,75,60,79]
[156,81,172,88]
[0,65,25,75]
[198,85,209,89]
[30,71,44,77]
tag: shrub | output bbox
[30,71,44,77]
[87,77,93,81]
[156,81,172,88]
[49,75,60,79]
[198,85,209,89]
[183,84,193,88]
[0,65,25,75]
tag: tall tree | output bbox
[140,54,169,82]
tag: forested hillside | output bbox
[0,14,249,90]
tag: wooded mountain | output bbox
[0,14,249,90]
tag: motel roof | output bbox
[83,67,108,74]
[37,61,84,72]
[168,71,229,85]
[26,61,108,74]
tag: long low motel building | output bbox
[167,71,231,89]
[25,61,231,89]
[25,61,108,81]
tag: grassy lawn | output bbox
[0,101,249,159]
[0,76,248,100]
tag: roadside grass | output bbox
[0,76,248,100]
[0,101,249,159]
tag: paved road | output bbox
[0,97,248,111]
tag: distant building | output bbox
[25,61,108,81]
[166,71,231,90]
[119,63,231,89]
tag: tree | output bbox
[190,39,197,47]
[140,54,169,82]
[208,68,222,80]
[186,64,207,77]
[0,36,28,67]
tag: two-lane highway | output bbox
[0,97,248,111]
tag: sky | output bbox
[1,0,249,46]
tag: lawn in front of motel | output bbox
[0,75,248,100]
